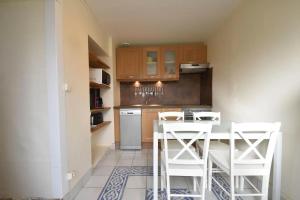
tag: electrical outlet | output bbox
[64,83,72,93]
[66,171,76,180]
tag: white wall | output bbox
[0,0,53,198]
[207,0,300,199]
[62,0,114,190]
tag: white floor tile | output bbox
[147,158,153,166]
[93,166,114,176]
[74,187,102,200]
[117,158,133,166]
[132,159,148,166]
[85,176,109,188]
[120,150,136,156]
[126,176,147,188]
[122,188,146,200]
[135,151,148,159]
[98,158,119,166]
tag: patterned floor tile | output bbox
[95,166,243,200]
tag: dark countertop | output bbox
[113,104,212,109]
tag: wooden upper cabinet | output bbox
[116,47,142,80]
[160,46,180,80]
[142,47,161,80]
[180,44,207,64]
[116,43,207,81]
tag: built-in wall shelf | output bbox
[90,82,110,89]
[91,121,111,132]
[88,36,112,168]
[91,107,111,114]
[89,53,110,69]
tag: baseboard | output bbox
[63,168,92,200]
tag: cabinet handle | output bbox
[128,75,134,78]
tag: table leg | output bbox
[272,132,282,200]
[153,133,158,200]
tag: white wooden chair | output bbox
[193,112,228,152]
[158,112,185,149]
[193,112,221,122]
[158,112,184,121]
[158,111,187,191]
[208,122,281,200]
[161,122,212,200]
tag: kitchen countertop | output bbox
[113,104,212,109]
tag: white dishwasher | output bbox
[120,108,142,150]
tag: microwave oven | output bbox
[89,69,111,85]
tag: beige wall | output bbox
[0,0,53,198]
[207,0,300,199]
[62,0,114,190]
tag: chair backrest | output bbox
[163,123,212,168]
[193,112,221,122]
[230,122,281,170]
[158,112,184,121]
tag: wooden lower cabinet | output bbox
[142,108,160,143]
[114,109,120,144]
[141,108,181,143]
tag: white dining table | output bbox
[152,120,282,200]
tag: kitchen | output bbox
[112,43,212,149]
[1,0,300,200]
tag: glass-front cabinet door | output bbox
[161,46,179,80]
[142,47,161,79]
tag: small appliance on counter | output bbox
[91,112,103,126]
[89,68,111,85]
[90,88,103,109]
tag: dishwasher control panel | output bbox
[120,109,141,115]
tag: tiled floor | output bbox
[74,149,256,200]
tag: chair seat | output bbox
[197,140,229,150]
[209,150,266,176]
[161,149,204,176]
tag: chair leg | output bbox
[166,174,171,200]
[193,177,197,192]
[208,157,212,191]
[262,175,270,200]
[240,176,244,191]
[160,159,165,192]
[235,176,239,189]
[201,175,206,200]
[230,175,235,200]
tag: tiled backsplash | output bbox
[120,71,212,105]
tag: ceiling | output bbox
[85,0,242,45]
